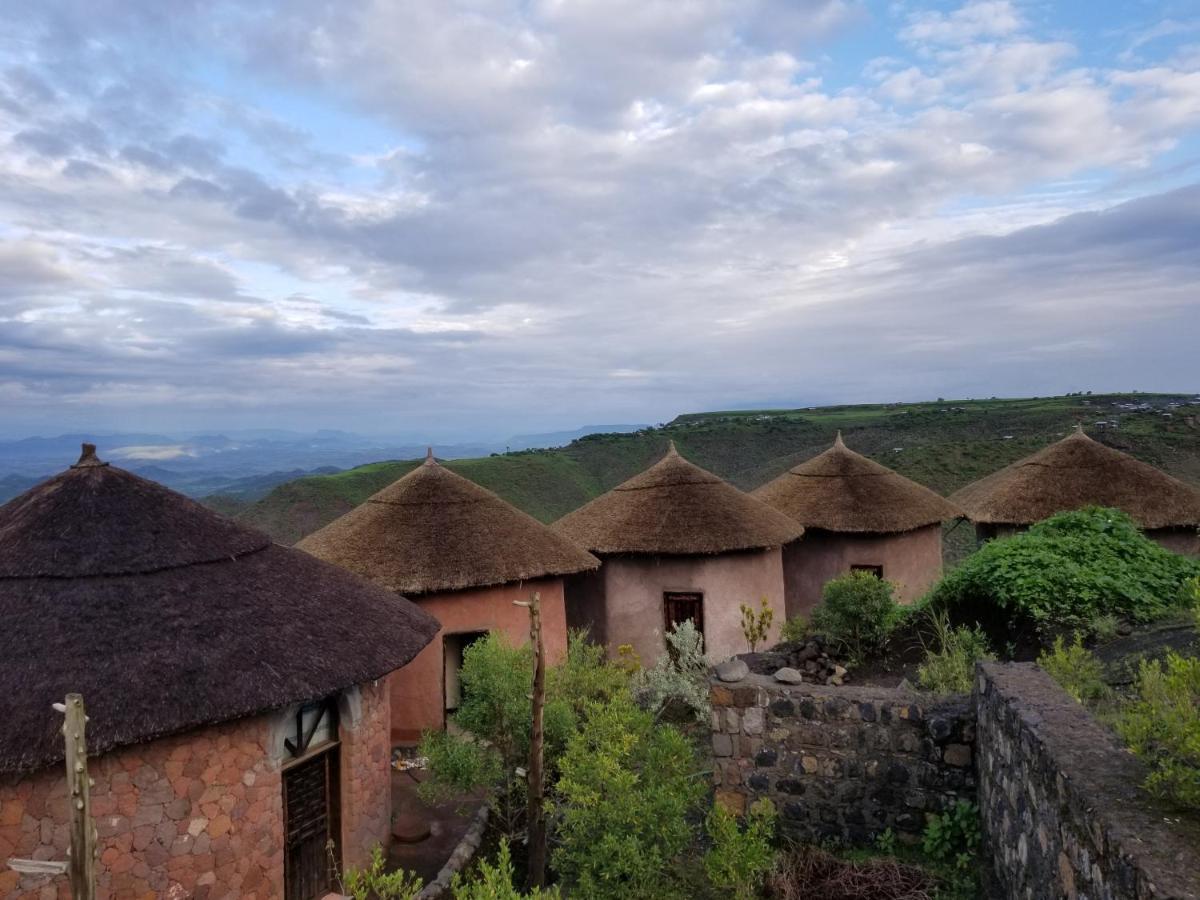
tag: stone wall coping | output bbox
[977,662,1200,897]
[711,671,959,706]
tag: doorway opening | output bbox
[443,630,489,720]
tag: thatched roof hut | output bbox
[950,428,1200,529]
[0,444,439,775]
[753,433,961,533]
[553,442,803,555]
[297,450,599,595]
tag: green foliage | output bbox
[740,596,775,652]
[917,612,994,695]
[417,729,501,800]
[1038,635,1110,704]
[925,507,1200,637]
[451,842,561,899]
[343,846,423,900]
[811,571,902,663]
[922,800,981,874]
[552,694,704,899]
[873,827,897,856]
[1116,652,1200,811]
[703,798,777,900]
[779,614,810,645]
[630,620,711,722]
[1089,613,1120,643]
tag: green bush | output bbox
[740,596,775,652]
[811,571,902,663]
[1116,652,1200,811]
[451,842,561,899]
[703,798,777,900]
[917,613,994,694]
[925,507,1199,638]
[922,798,981,898]
[630,620,711,722]
[1038,635,1110,704]
[552,694,704,899]
[779,614,810,645]
[343,846,423,900]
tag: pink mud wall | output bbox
[388,577,568,744]
[0,680,390,900]
[781,525,944,619]
[568,550,785,666]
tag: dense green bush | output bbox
[1117,652,1200,811]
[552,694,704,899]
[925,507,1199,638]
[703,798,777,900]
[779,613,810,645]
[1038,635,1110,704]
[342,846,423,900]
[451,842,561,899]
[917,612,994,694]
[811,571,902,663]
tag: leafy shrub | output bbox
[631,620,711,722]
[779,614,810,645]
[811,571,902,663]
[451,842,561,899]
[917,612,994,694]
[1116,652,1200,811]
[922,800,979,865]
[1089,614,1120,643]
[925,507,1199,638]
[343,846,423,900]
[703,798,777,899]
[552,694,704,899]
[1038,635,1110,704]
[741,596,775,652]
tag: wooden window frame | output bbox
[662,590,705,638]
[850,564,884,579]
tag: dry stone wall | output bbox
[975,663,1200,900]
[710,674,976,844]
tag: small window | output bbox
[851,564,884,579]
[663,591,704,637]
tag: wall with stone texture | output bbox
[710,674,975,844]
[975,663,1200,900]
[0,679,393,900]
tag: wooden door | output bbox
[663,591,704,637]
[284,748,340,900]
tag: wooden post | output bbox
[518,591,548,889]
[62,694,96,900]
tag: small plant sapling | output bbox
[740,596,774,652]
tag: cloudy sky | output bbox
[2,0,1199,440]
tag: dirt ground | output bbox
[387,765,487,884]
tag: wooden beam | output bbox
[63,694,96,900]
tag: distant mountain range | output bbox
[0,423,650,503]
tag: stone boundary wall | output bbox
[710,675,976,844]
[976,663,1200,900]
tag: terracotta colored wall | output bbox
[389,577,569,744]
[781,525,943,618]
[593,550,785,665]
[0,681,391,900]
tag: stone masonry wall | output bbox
[711,674,975,844]
[0,679,393,900]
[975,663,1200,900]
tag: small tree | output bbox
[704,798,777,899]
[811,571,902,664]
[630,620,711,722]
[740,596,774,652]
[1117,652,1200,811]
[552,694,703,899]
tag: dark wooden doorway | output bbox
[663,591,704,637]
[284,747,341,900]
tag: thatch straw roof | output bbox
[752,433,961,534]
[951,428,1200,529]
[0,445,439,775]
[552,443,803,555]
[297,450,599,595]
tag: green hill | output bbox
[217,393,1200,558]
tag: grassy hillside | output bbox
[219,393,1200,553]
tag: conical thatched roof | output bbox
[753,433,961,533]
[0,445,439,775]
[950,428,1200,529]
[297,450,599,595]
[552,443,804,555]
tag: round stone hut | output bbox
[753,433,961,617]
[951,427,1200,555]
[297,451,599,744]
[0,445,439,900]
[553,443,803,664]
